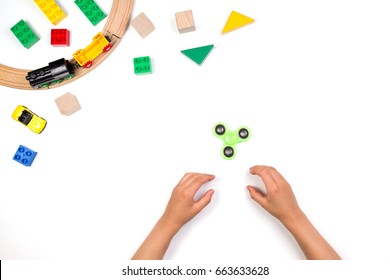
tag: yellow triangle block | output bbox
[222,11,254,34]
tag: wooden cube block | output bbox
[55,93,81,116]
[175,10,196,33]
[131,12,155,38]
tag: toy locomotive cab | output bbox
[25,58,75,89]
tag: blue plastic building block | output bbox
[13,145,37,166]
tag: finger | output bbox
[268,167,288,185]
[186,174,215,195]
[249,165,273,175]
[180,172,214,186]
[178,172,197,185]
[249,165,277,192]
[177,172,208,190]
[193,189,215,213]
[247,185,267,207]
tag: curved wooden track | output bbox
[0,0,134,90]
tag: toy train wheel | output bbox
[103,44,112,52]
[83,61,93,68]
[50,79,62,85]
[64,74,75,80]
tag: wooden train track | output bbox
[0,0,134,90]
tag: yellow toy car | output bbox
[12,105,47,134]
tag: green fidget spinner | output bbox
[213,123,251,160]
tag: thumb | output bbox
[194,189,215,213]
[247,185,267,207]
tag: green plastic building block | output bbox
[133,56,152,75]
[181,44,214,65]
[10,20,40,49]
[213,123,251,160]
[74,0,107,26]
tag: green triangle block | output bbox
[181,44,214,65]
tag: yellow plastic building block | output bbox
[34,0,67,26]
[222,11,254,34]
[72,32,112,68]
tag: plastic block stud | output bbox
[181,44,214,65]
[34,0,67,25]
[74,0,107,26]
[13,145,38,167]
[51,29,70,46]
[10,20,40,49]
[133,56,152,75]
[213,123,251,160]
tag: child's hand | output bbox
[247,165,341,260]
[247,165,303,226]
[161,173,215,230]
[131,173,215,260]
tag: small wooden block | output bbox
[55,93,81,116]
[175,10,196,33]
[131,12,155,38]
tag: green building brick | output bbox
[74,0,107,26]
[133,56,152,75]
[10,20,40,49]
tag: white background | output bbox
[1,0,390,265]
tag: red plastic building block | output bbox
[51,29,70,47]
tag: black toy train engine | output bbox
[25,58,75,89]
